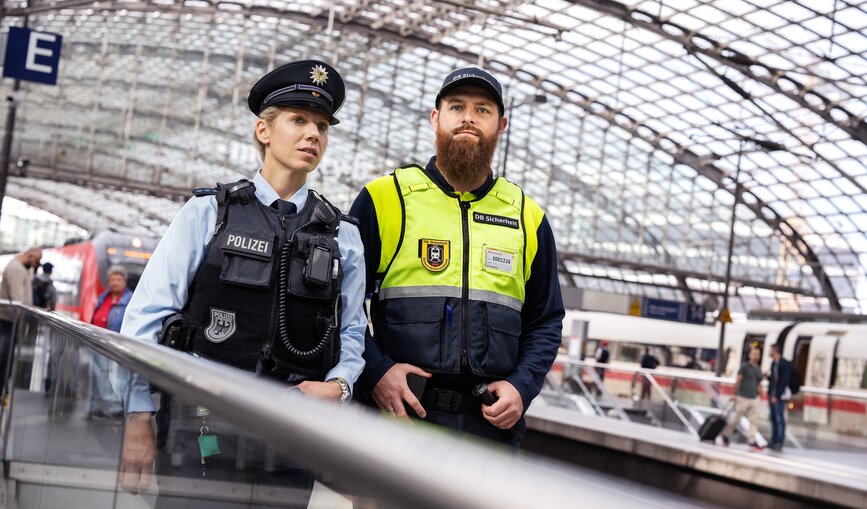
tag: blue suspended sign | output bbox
[641,297,706,325]
[686,303,707,324]
[641,297,685,322]
[3,27,63,85]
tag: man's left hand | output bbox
[295,380,343,402]
[481,381,523,429]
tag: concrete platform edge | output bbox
[525,406,867,509]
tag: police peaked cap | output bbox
[248,60,346,125]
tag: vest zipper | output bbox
[262,214,287,362]
[460,200,470,368]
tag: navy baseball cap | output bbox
[435,67,505,115]
[248,60,345,125]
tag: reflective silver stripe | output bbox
[378,286,461,300]
[469,289,523,312]
[378,286,523,311]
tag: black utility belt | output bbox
[419,387,482,414]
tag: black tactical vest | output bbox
[181,180,343,380]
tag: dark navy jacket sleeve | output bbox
[505,216,565,412]
[773,359,792,398]
[348,188,396,394]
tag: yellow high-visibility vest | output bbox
[365,165,546,375]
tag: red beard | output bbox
[434,124,498,190]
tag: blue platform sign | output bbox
[641,297,707,325]
[3,27,63,85]
[686,303,707,324]
[642,297,685,322]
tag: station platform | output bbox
[523,403,867,509]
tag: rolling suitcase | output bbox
[698,414,727,442]
[698,399,735,442]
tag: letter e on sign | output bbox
[3,27,63,85]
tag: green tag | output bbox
[198,434,221,458]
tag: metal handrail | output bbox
[555,355,735,383]
[643,372,699,438]
[555,359,836,447]
[568,373,607,417]
[556,357,867,402]
[543,372,579,410]
[0,303,595,509]
[697,380,723,406]
[582,366,631,422]
[799,386,867,400]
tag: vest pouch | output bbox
[382,297,445,371]
[219,230,275,288]
[483,303,521,376]
[289,233,338,300]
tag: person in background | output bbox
[720,346,763,450]
[0,247,42,384]
[593,340,610,395]
[768,343,793,451]
[1,247,42,305]
[88,265,130,420]
[638,347,660,401]
[32,262,58,311]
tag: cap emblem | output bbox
[310,65,329,86]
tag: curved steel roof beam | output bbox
[4,1,842,309]
[567,0,867,147]
[558,251,824,299]
[558,92,842,311]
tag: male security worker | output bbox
[350,67,564,447]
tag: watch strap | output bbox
[327,377,351,405]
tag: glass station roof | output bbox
[1,0,865,313]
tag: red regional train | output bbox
[40,230,159,323]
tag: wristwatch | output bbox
[327,377,351,406]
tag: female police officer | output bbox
[114,60,366,506]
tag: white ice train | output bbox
[560,310,867,435]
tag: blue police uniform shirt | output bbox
[115,170,367,413]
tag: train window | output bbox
[620,345,641,363]
[834,359,867,390]
[741,334,766,363]
[582,341,671,367]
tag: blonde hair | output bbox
[253,106,284,161]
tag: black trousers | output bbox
[153,395,313,509]
[423,408,526,449]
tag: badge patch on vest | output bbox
[205,308,237,343]
[419,239,450,272]
[472,212,519,229]
[483,246,517,275]
[222,233,272,259]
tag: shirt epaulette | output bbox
[340,214,360,226]
[193,187,219,197]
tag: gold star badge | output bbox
[310,65,329,86]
